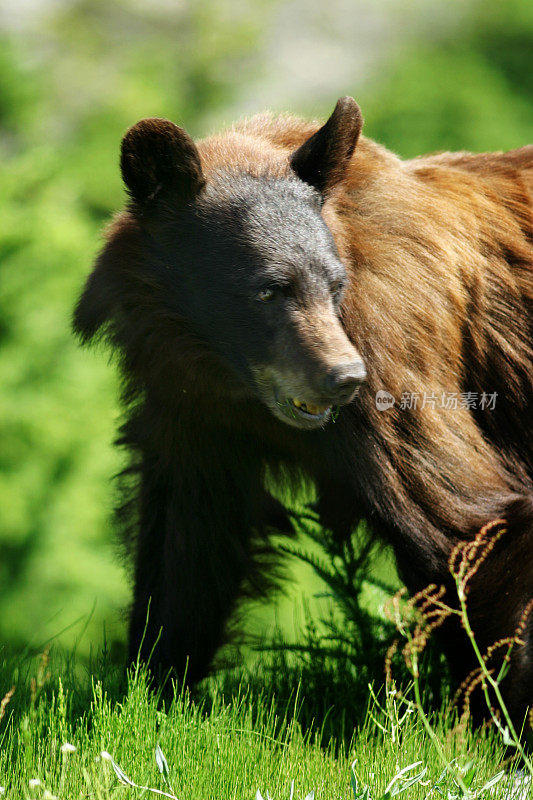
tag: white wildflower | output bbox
[61,742,76,754]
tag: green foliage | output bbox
[361,0,533,155]
[233,514,447,747]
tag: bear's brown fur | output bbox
[74,98,532,727]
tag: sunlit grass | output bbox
[0,651,528,799]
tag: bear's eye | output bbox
[331,281,345,299]
[256,286,277,302]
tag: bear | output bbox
[73,97,533,727]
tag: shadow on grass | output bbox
[0,634,449,757]
[0,517,451,750]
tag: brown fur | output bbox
[213,117,533,720]
[74,102,533,727]
[249,117,530,713]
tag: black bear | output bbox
[74,97,533,726]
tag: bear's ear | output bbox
[290,97,363,195]
[120,118,205,205]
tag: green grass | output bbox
[0,650,527,799]
[0,521,529,798]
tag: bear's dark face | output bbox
[147,173,366,429]
[74,99,367,430]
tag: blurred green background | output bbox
[1,0,532,662]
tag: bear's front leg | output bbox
[127,451,265,685]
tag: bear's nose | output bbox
[323,360,367,404]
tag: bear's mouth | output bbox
[289,398,331,420]
[251,367,338,429]
[274,396,333,427]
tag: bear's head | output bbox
[74,98,366,430]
